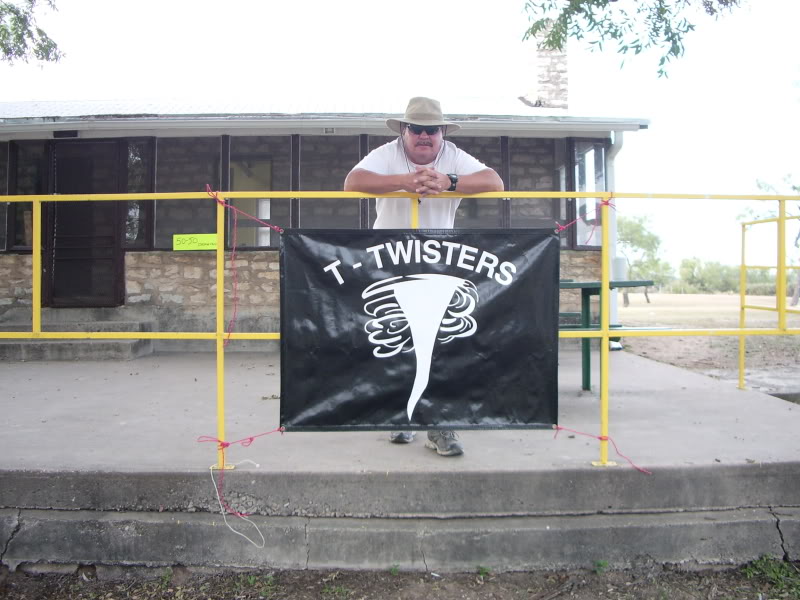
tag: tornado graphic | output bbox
[362,274,479,420]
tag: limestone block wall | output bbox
[0,255,32,308]
[0,249,602,317]
[559,250,601,313]
[538,48,568,109]
[125,251,279,312]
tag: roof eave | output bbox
[0,114,649,141]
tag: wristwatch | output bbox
[446,173,458,191]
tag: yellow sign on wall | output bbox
[173,234,217,251]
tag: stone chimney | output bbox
[518,43,569,110]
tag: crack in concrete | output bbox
[304,518,310,569]
[1,509,22,565]
[420,530,429,572]
[769,506,789,560]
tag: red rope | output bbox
[204,185,284,345]
[198,427,285,516]
[553,425,652,475]
[555,196,616,245]
[205,185,284,234]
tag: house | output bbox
[0,61,647,340]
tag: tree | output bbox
[677,257,743,293]
[737,175,800,222]
[1,0,62,63]
[617,215,674,304]
[523,0,741,76]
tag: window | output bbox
[299,136,360,228]
[453,136,502,228]
[124,139,154,249]
[510,138,559,230]
[154,137,221,248]
[9,141,48,249]
[573,140,607,249]
[0,141,8,250]
[229,136,290,249]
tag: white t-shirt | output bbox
[351,138,488,229]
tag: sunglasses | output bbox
[406,124,441,136]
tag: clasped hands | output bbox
[407,166,451,197]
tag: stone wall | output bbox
[538,47,568,109]
[560,249,601,313]
[0,249,601,316]
[0,255,32,308]
[125,250,279,313]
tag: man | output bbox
[344,96,504,456]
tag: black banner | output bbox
[280,230,559,431]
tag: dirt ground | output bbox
[618,292,800,393]
[1,563,796,600]
[2,293,798,599]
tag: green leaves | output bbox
[523,0,739,77]
[618,216,674,287]
[1,0,63,63]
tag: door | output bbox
[45,141,124,307]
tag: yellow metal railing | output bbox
[2,191,799,469]
[738,212,800,389]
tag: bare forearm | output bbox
[454,168,505,194]
[344,169,415,194]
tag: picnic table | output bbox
[559,279,654,390]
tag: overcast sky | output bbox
[2,0,798,267]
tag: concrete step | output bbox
[0,338,154,361]
[2,464,799,518]
[0,321,156,360]
[0,468,797,572]
[1,507,796,573]
[0,321,154,333]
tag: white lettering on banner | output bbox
[365,244,384,269]
[323,260,344,285]
[422,240,441,264]
[441,241,459,265]
[385,240,414,265]
[456,244,478,270]
[322,240,517,286]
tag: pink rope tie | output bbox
[198,427,285,516]
[205,185,285,234]
[555,196,616,245]
[553,425,652,475]
[205,185,284,345]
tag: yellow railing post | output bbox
[593,195,613,466]
[738,223,747,389]
[777,199,787,331]
[411,196,419,228]
[215,196,227,470]
[32,199,42,335]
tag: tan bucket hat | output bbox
[386,96,461,134]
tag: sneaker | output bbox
[425,430,464,456]
[389,431,415,444]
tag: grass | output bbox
[593,559,609,575]
[321,583,351,597]
[743,555,800,598]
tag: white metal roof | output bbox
[0,98,648,140]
